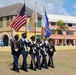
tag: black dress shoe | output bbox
[21,68,28,72]
[24,69,28,72]
[21,68,24,70]
[11,68,19,72]
[45,67,49,69]
[11,68,15,71]
[51,66,55,68]
[33,68,36,71]
[38,67,41,70]
[16,70,20,73]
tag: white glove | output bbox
[54,52,56,54]
[15,49,18,52]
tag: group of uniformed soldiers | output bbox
[11,33,56,72]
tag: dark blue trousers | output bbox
[41,50,48,67]
[48,54,54,66]
[36,54,41,69]
[30,54,36,69]
[21,50,28,70]
[13,53,19,71]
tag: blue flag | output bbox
[45,26,51,38]
[41,10,51,39]
[45,11,51,38]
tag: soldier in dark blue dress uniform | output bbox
[41,38,48,69]
[29,36,36,71]
[11,35,21,72]
[35,39,42,70]
[48,38,56,68]
[20,33,30,72]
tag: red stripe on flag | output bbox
[9,15,20,27]
[13,15,26,28]
[15,21,27,31]
[13,16,27,31]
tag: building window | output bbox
[66,31,74,35]
[51,30,55,34]
[6,16,10,26]
[51,22,56,26]
[38,19,41,27]
[68,23,72,27]
[0,17,3,28]
[36,35,41,39]
[10,16,13,21]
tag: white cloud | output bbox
[72,11,76,16]
[0,0,69,16]
[55,5,70,15]
[73,3,76,8]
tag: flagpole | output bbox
[35,2,37,40]
[43,7,46,40]
[11,16,16,41]
[41,7,46,41]
[35,23,36,40]
[23,0,27,35]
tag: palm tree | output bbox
[56,20,68,45]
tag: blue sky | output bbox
[63,0,76,15]
[0,0,76,16]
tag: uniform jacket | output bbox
[48,43,56,56]
[35,43,42,56]
[29,41,36,54]
[11,40,21,55]
[19,38,30,52]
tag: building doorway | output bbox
[3,35,9,46]
[66,39,73,46]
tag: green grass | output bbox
[0,50,76,75]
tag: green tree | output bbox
[56,20,68,45]
[56,20,68,32]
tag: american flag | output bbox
[9,4,27,32]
